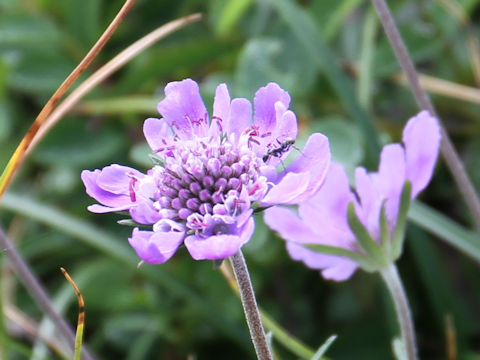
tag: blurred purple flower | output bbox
[82,79,330,263]
[264,111,441,281]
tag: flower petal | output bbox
[403,110,441,198]
[264,206,320,244]
[184,217,254,260]
[228,98,252,138]
[257,108,299,163]
[261,171,310,205]
[143,118,173,152]
[298,163,355,246]
[96,164,143,194]
[87,204,131,213]
[128,228,185,264]
[273,109,298,144]
[156,79,208,139]
[254,83,290,134]
[281,133,331,203]
[354,167,381,239]
[286,242,358,281]
[373,143,406,230]
[81,168,131,209]
[130,201,161,224]
[211,83,231,135]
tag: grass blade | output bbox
[60,268,85,360]
[409,201,480,262]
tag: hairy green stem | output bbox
[230,250,273,360]
[371,0,480,231]
[0,226,95,360]
[380,264,417,360]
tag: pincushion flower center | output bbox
[151,134,264,237]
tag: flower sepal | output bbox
[304,243,378,273]
[347,202,390,270]
[118,219,141,227]
[392,181,412,261]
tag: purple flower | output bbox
[82,79,330,263]
[264,111,441,281]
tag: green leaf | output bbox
[31,121,123,167]
[215,0,254,37]
[323,0,364,41]
[235,38,294,97]
[305,243,376,272]
[79,96,158,116]
[347,203,386,267]
[129,142,154,168]
[125,331,158,360]
[305,243,364,262]
[409,201,480,263]
[310,334,337,360]
[6,51,73,96]
[0,103,11,143]
[379,201,391,255]
[392,182,411,260]
[66,0,101,48]
[358,8,379,109]
[0,14,61,50]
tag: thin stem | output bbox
[0,226,95,360]
[229,250,273,360]
[380,263,417,360]
[371,0,480,231]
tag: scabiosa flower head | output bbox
[82,79,330,263]
[264,111,441,281]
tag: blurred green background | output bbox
[1,0,480,359]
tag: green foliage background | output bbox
[1,0,480,359]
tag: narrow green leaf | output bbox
[358,8,379,109]
[323,0,364,41]
[305,243,367,264]
[392,182,411,260]
[347,203,386,266]
[270,0,380,164]
[379,201,392,257]
[125,332,158,360]
[306,241,378,272]
[216,0,254,36]
[409,201,480,263]
[310,335,337,360]
[78,96,157,115]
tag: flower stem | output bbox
[371,0,480,231]
[380,263,417,360]
[230,250,273,360]
[0,225,95,360]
